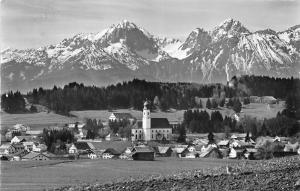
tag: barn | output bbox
[131,146,155,161]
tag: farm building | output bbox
[11,136,33,143]
[12,143,25,154]
[172,145,188,157]
[132,146,155,161]
[102,148,120,159]
[32,143,47,152]
[22,152,50,161]
[154,146,173,157]
[0,144,16,155]
[200,147,223,159]
[180,146,199,158]
[22,142,35,151]
[244,148,258,160]
[229,148,246,159]
[109,113,135,122]
[217,140,230,148]
[68,144,78,154]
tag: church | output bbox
[131,101,172,141]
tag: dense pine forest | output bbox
[1,76,300,117]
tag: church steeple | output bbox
[143,100,151,141]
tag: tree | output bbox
[206,99,212,109]
[233,99,242,113]
[211,99,218,109]
[219,98,225,107]
[243,97,250,105]
[30,105,38,113]
[226,98,234,108]
[208,132,214,144]
[177,124,186,143]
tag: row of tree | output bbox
[1,91,26,113]
[183,110,237,133]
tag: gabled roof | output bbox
[150,118,170,129]
[111,113,133,119]
[103,148,120,155]
[92,141,133,153]
[155,146,171,154]
[0,144,13,149]
[200,147,222,158]
[74,142,95,150]
[133,146,154,153]
[22,152,48,159]
[217,140,230,146]
[133,118,170,129]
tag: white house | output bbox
[0,144,16,155]
[109,113,134,122]
[22,152,49,161]
[131,101,172,141]
[22,142,35,151]
[68,144,78,154]
[11,136,33,144]
[32,144,47,152]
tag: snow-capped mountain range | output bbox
[1,19,300,91]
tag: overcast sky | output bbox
[1,0,299,49]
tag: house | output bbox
[11,136,33,144]
[217,140,230,148]
[229,148,246,159]
[13,124,29,132]
[25,130,43,137]
[261,96,277,104]
[154,146,172,157]
[32,143,47,152]
[88,152,97,159]
[12,143,25,154]
[172,145,188,157]
[0,144,16,155]
[105,133,122,141]
[200,147,223,159]
[22,152,50,161]
[22,142,35,151]
[180,146,200,158]
[102,148,120,159]
[244,148,258,160]
[109,113,134,122]
[283,142,299,152]
[68,144,78,154]
[131,146,155,161]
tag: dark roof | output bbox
[112,113,133,119]
[103,148,121,155]
[133,146,154,153]
[22,152,48,159]
[133,118,170,129]
[151,118,170,129]
[92,141,133,153]
[74,142,94,151]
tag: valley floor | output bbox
[1,158,245,191]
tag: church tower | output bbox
[143,101,151,141]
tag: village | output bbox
[1,100,300,163]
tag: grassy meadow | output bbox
[0,157,254,191]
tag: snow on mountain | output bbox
[1,19,299,92]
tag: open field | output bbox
[71,101,285,122]
[1,101,285,130]
[0,158,248,191]
[0,112,77,129]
